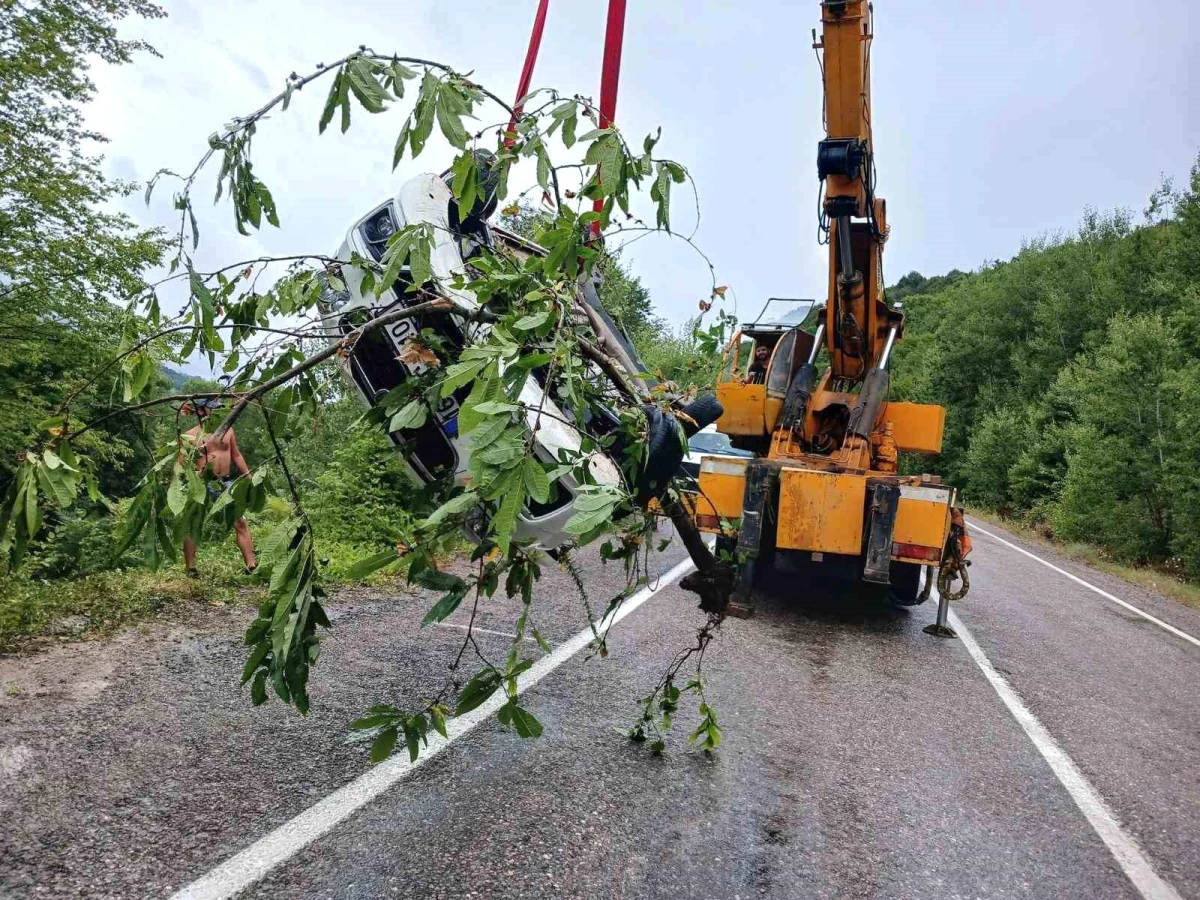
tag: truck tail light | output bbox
[892,542,941,563]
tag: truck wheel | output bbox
[888,560,925,606]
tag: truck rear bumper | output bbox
[692,458,953,567]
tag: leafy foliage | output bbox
[892,157,1200,578]
[0,0,169,359]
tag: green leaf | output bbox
[513,311,550,331]
[423,490,479,528]
[346,58,388,113]
[458,364,499,434]
[550,102,578,148]
[346,549,401,580]
[584,133,624,193]
[258,518,301,575]
[436,90,471,149]
[319,70,343,134]
[508,352,551,372]
[392,118,413,170]
[350,710,399,730]
[389,400,428,432]
[498,700,543,739]
[421,585,468,625]
[535,143,551,191]
[523,459,551,503]
[409,563,466,595]
[186,465,208,505]
[21,481,39,540]
[455,669,501,716]
[651,166,672,231]
[403,716,425,761]
[429,704,448,738]
[439,358,487,397]
[166,464,188,515]
[408,232,432,288]
[471,400,519,415]
[241,642,270,684]
[467,415,509,451]
[450,151,478,215]
[493,480,525,556]
[257,182,279,227]
[410,71,439,155]
[389,60,417,96]
[531,625,552,653]
[250,670,268,706]
[370,726,399,762]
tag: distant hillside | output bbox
[161,365,191,390]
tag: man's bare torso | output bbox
[184,426,235,478]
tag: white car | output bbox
[681,423,754,484]
[321,158,713,550]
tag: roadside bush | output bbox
[22,509,126,579]
[306,426,416,545]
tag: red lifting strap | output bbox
[592,0,626,234]
[506,0,627,238]
[597,0,626,130]
[506,0,551,148]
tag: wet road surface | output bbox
[2,519,1197,899]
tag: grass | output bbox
[967,507,1200,612]
[0,543,257,653]
[0,502,444,653]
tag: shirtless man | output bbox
[181,399,258,576]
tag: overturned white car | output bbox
[320,154,718,551]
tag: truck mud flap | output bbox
[863,482,900,584]
[736,461,778,558]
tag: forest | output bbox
[890,164,1200,581]
[3,0,1199,658]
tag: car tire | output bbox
[678,393,723,436]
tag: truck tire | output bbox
[888,560,925,606]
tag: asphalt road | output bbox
[2,518,1198,899]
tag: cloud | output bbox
[84,0,1196,352]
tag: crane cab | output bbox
[715,300,818,451]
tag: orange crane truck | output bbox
[683,0,971,634]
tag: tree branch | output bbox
[212,297,453,439]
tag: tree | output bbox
[1053,313,1180,562]
[2,49,733,760]
[0,0,169,491]
[0,0,168,314]
[887,155,1200,580]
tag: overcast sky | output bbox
[89,0,1196,341]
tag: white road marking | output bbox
[946,599,1184,900]
[170,556,698,900]
[969,520,1200,649]
[435,623,525,641]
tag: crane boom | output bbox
[815,0,901,382]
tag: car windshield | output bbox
[689,431,749,455]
